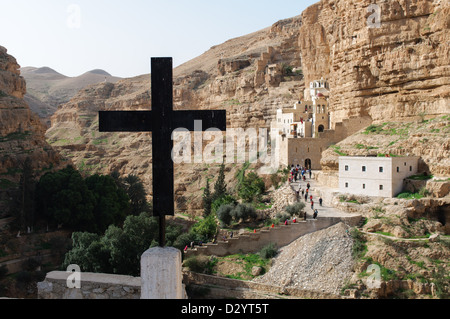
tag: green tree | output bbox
[238,171,266,203]
[202,179,212,217]
[35,166,96,232]
[120,174,151,216]
[85,174,130,232]
[211,194,237,214]
[189,214,218,243]
[213,163,227,201]
[63,212,184,276]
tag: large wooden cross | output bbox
[99,57,227,247]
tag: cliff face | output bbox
[299,0,450,123]
[0,46,65,212]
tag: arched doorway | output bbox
[305,159,312,170]
[318,125,325,133]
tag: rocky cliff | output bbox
[298,0,450,123]
[0,46,65,214]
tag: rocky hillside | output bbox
[299,0,450,123]
[0,46,65,216]
[21,67,121,125]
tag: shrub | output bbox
[190,214,218,243]
[216,204,235,227]
[350,228,367,259]
[183,256,216,274]
[238,172,265,203]
[285,202,306,216]
[276,212,291,223]
[211,194,237,214]
[216,203,258,227]
[259,243,278,259]
[232,203,257,222]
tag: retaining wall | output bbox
[184,216,361,258]
[37,271,141,299]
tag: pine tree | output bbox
[213,163,227,200]
[202,179,212,217]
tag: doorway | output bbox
[305,159,312,170]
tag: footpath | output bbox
[289,173,359,220]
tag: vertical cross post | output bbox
[99,57,226,247]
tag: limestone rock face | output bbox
[0,46,65,211]
[299,0,450,123]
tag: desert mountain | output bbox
[46,0,449,215]
[21,66,121,125]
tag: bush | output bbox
[216,204,235,227]
[216,203,258,227]
[211,194,237,214]
[285,202,306,217]
[238,172,265,203]
[189,214,218,243]
[275,212,291,223]
[259,243,278,259]
[183,256,216,274]
[232,203,257,223]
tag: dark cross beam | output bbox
[99,57,227,247]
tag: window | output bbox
[363,184,366,189]
[345,165,349,171]
[379,167,384,173]
[410,166,413,172]
[362,166,366,172]
[397,167,400,173]
[345,182,349,188]
[379,185,384,190]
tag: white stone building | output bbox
[339,156,420,198]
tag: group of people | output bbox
[290,165,324,221]
[289,164,312,183]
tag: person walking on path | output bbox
[304,192,308,202]
[313,209,318,219]
[311,200,314,210]
[319,197,323,206]
[309,169,312,179]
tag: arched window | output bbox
[318,125,325,133]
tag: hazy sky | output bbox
[0,0,317,78]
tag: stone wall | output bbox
[184,215,361,258]
[183,271,342,299]
[37,271,141,299]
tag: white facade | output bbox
[339,156,420,198]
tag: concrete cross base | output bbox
[140,247,184,299]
